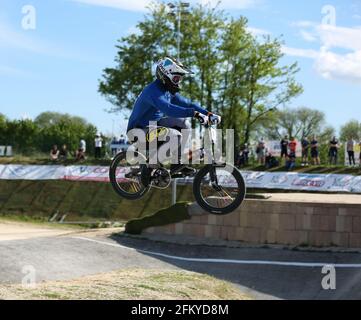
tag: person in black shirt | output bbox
[242,143,249,166]
[280,135,289,164]
[329,136,339,165]
[301,137,310,166]
[311,135,320,165]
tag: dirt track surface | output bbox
[1,221,361,300]
[0,221,78,241]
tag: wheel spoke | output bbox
[197,167,243,211]
[109,151,148,198]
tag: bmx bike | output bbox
[109,119,246,215]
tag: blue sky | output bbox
[1,0,361,136]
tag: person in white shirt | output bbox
[80,139,86,153]
[94,135,103,158]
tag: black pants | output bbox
[95,147,101,158]
[348,151,355,165]
[329,148,338,164]
[281,148,288,157]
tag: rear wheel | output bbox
[193,164,246,215]
[109,151,150,200]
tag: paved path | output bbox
[1,222,361,300]
[268,193,361,204]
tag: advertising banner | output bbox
[0,164,64,180]
[64,166,110,182]
[0,164,361,193]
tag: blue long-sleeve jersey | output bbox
[127,79,209,132]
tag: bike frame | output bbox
[169,121,220,175]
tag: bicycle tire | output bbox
[193,164,246,215]
[109,151,150,200]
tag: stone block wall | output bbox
[143,199,361,248]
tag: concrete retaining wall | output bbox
[143,199,361,248]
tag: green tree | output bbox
[99,3,302,149]
[0,114,7,145]
[181,5,226,113]
[266,107,325,140]
[99,3,173,113]
[218,17,253,147]
[340,120,361,142]
[35,112,97,154]
[5,119,39,154]
[238,37,302,145]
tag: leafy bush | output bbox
[0,112,98,156]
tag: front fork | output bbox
[209,164,222,192]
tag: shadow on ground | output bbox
[110,233,361,300]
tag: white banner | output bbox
[240,171,358,192]
[0,165,64,180]
[0,164,361,193]
[178,170,361,193]
[64,166,110,182]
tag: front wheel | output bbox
[193,164,246,215]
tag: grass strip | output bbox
[125,202,191,235]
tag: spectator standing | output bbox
[280,135,289,164]
[288,137,297,154]
[111,136,118,157]
[50,145,59,162]
[243,143,249,166]
[256,139,266,165]
[359,141,361,167]
[284,137,297,170]
[347,138,355,166]
[311,135,320,165]
[329,136,339,165]
[237,144,250,167]
[59,144,68,161]
[301,137,310,166]
[119,134,126,144]
[94,134,103,159]
[236,150,244,167]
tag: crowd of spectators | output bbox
[49,135,104,162]
[236,135,361,170]
[50,144,68,162]
[110,134,130,156]
[48,132,361,168]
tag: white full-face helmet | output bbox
[156,57,193,94]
